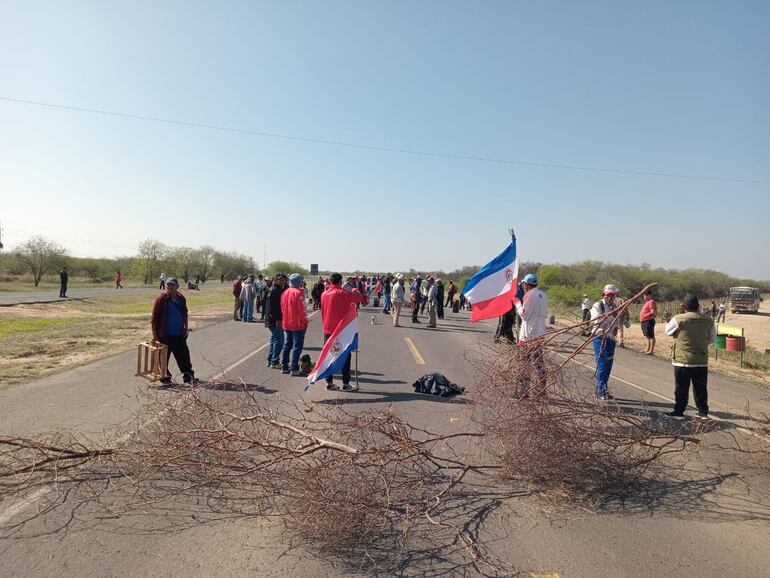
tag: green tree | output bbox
[264,261,308,277]
[14,236,68,287]
[137,239,167,285]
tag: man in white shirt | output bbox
[590,284,630,400]
[581,294,591,323]
[515,274,548,342]
[515,273,549,396]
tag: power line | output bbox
[1,95,767,185]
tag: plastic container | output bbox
[715,335,727,349]
[726,336,745,352]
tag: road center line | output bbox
[404,337,426,365]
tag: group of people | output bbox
[146,266,717,420]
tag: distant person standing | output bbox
[115,269,123,290]
[640,290,658,355]
[220,273,225,284]
[710,300,717,320]
[436,279,445,320]
[151,277,196,387]
[240,274,257,322]
[159,270,166,290]
[232,276,243,321]
[411,275,423,323]
[311,278,324,310]
[445,281,457,308]
[426,277,438,328]
[581,294,591,323]
[665,294,715,420]
[716,301,726,323]
[590,284,629,400]
[59,267,68,298]
[382,275,392,314]
[391,274,406,327]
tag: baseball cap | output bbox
[288,273,303,287]
[166,277,179,286]
[523,273,538,285]
[603,284,619,295]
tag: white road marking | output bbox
[554,349,769,443]
[0,311,319,524]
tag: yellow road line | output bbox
[531,573,561,578]
[404,337,426,365]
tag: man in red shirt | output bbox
[280,273,309,376]
[320,272,365,391]
[640,289,658,355]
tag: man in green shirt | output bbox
[664,294,716,420]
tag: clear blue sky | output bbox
[1,1,768,279]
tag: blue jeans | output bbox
[383,293,392,313]
[593,337,616,397]
[242,298,254,322]
[267,326,285,365]
[281,329,306,371]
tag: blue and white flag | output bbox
[462,235,519,322]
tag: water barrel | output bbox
[715,335,727,349]
[726,336,745,352]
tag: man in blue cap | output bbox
[514,273,549,395]
[151,277,197,386]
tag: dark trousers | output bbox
[495,311,516,343]
[159,334,194,382]
[59,283,67,298]
[323,333,351,384]
[582,309,591,323]
[674,366,709,414]
[446,294,455,307]
[412,299,420,321]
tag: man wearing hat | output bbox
[391,274,406,327]
[264,273,288,368]
[151,277,196,386]
[280,273,309,376]
[426,277,439,328]
[664,294,715,420]
[514,273,549,395]
[581,294,591,323]
[590,284,629,400]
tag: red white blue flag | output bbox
[306,304,359,387]
[461,235,519,323]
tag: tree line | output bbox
[0,236,307,286]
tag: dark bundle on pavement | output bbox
[412,373,465,397]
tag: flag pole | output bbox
[355,349,359,388]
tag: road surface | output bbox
[0,303,768,577]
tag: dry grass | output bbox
[0,288,233,387]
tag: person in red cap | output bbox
[590,284,628,400]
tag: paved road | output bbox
[0,304,768,577]
[0,284,228,306]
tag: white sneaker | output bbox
[342,383,359,392]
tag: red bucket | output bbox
[726,336,745,352]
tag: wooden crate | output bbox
[136,341,168,382]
